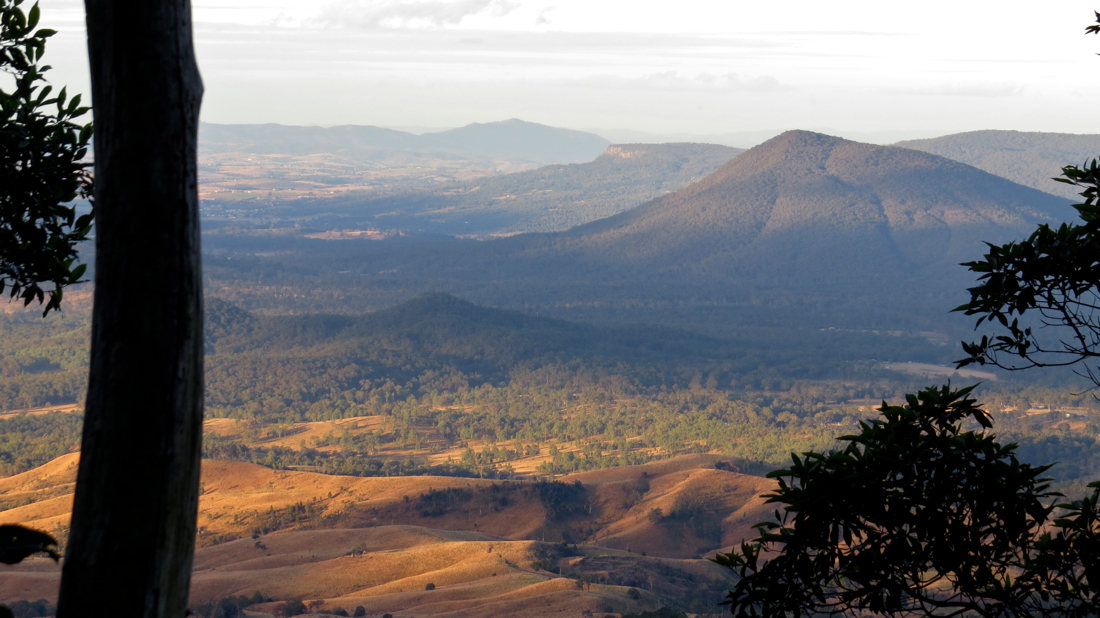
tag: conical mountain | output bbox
[544,130,1070,285]
[213,131,1074,332]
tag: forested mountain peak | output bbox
[552,130,1071,279]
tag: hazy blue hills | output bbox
[201,292,960,386]
[204,131,1071,339]
[204,293,757,376]
[540,130,1070,280]
[250,142,742,236]
[199,118,610,165]
[896,130,1100,201]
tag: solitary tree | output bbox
[56,0,205,616]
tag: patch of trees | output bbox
[0,411,81,475]
[3,600,55,618]
[189,593,268,618]
[202,437,477,479]
[536,479,587,521]
[416,487,473,517]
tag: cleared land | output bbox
[0,453,771,615]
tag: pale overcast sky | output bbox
[36,0,1100,137]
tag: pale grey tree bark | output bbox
[57,0,204,615]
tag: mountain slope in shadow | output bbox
[896,129,1100,201]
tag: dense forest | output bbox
[0,295,1096,490]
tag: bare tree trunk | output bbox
[57,0,204,615]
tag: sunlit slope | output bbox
[547,130,1070,279]
[0,526,736,616]
[189,528,733,617]
[0,454,761,613]
[0,453,771,555]
[896,130,1100,201]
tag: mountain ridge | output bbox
[896,129,1100,201]
[203,130,1073,333]
[512,130,1072,281]
[199,118,611,165]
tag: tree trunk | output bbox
[57,1,204,616]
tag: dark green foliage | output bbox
[189,595,264,618]
[0,523,57,563]
[0,523,56,618]
[425,582,435,590]
[536,480,586,521]
[1023,482,1100,617]
[620,609,687,618]
[203,438,477,479]
[0,411,80,476]
[715,385,1058,618]
[957,159,1100,388]
[2,600,53,618]
[416,487,473,517]
[957,20,1100,391]
[353,607,366,617]
[0,0,92,314]
[275,600,307,617]
[0,299,89,411]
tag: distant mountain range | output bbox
[896,130,1100,201]
[593,128,949,149]
[200,118,611,165]
[234,142,741,236]
[206,130,1071,339]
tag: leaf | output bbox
[0,524,59,563]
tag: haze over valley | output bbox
[9,3,1100,615]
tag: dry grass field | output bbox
[0,453,771,615]
[202,414,661,478]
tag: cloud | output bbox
[315,0,520,29]
[572,71,788,93]
[887,81,1024,98]
[535,6,553,25]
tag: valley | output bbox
[4,119,1100,617]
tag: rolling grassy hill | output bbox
[0,453,767,615]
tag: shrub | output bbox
[275,600,307,617]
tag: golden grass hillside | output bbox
[0,453,772,614]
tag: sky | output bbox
[36,0,1100,139]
